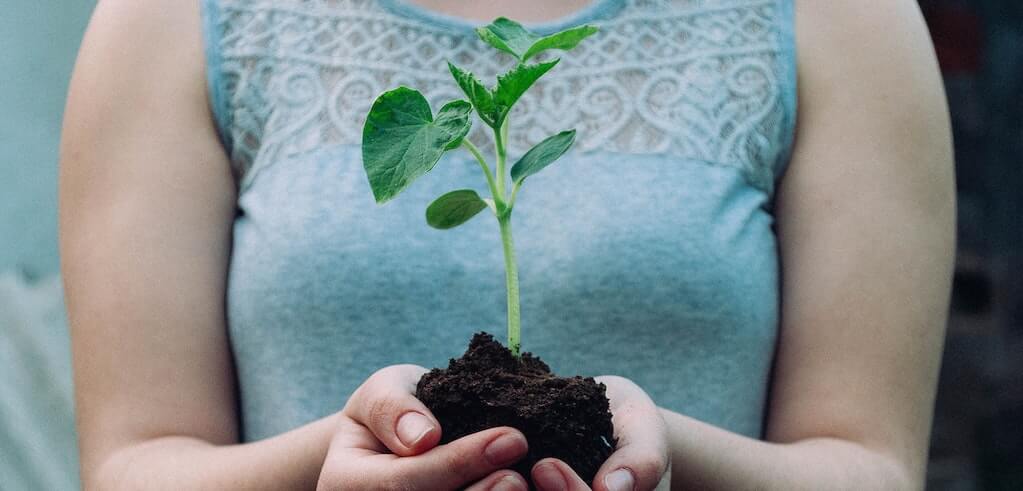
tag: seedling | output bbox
[361,18,598,356]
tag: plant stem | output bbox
[492,117,521,356]
[494,119,508,197]
[508,180,522,209]
[497,212,521,356]
[501,115,510,151]
[461,139,500,202]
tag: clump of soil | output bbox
[416,332,616,487]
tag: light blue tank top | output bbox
[200,0,797,442]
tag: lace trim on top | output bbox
[205,0,796,196]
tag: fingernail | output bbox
[396,412,433,448]
[490,475,526,491]
[484,433,527,466]
[533,462,567,491]
[604,468,636,491]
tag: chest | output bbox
[228,144,779,338]
[216,0,795,196]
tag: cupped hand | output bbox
[316,364,530,491]
[530,376,671,491]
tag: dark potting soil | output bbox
[415,332,616,487]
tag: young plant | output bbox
[361,18,598,356]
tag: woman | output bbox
[60,0,954,489]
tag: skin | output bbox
[60,0,953,490]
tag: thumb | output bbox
[344,364,441,456]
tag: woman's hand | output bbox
[317,364,531,491]
[530,376,671,491]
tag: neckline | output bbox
[378,0,624,35]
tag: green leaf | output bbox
[476,17,599,62]
[493,60,559,117]
[426,189,489,229]
[449,60,558,130]
[448,62,500,127]
[510,130,576,184]
[362,87,472,203]
[475,18,541,61]
[522,25,600,62]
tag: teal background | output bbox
[1,0,94,277]
[1,2,93,490]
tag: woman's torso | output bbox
[200,0,797,441]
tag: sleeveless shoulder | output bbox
[200,0,796,197]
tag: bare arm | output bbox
[60,0,333,488]
[659,0,954,489]
[62,3,558,490]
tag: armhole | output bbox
[199,0,233,156]
[773,0,798,186]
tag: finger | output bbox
[464,470,529,491]
[592,376,670,491]
[392,426,528,490]
[344,364,442,456]
[532,458,591,491]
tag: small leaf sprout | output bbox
[361,18,599,356]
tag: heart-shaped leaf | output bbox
[362,87,472,203]
[476,17,599,62]
[510,130,576,184]
[426,189,489,229]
